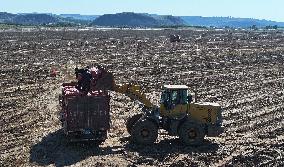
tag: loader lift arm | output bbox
[113,83,154,109]
[92,70,154,109]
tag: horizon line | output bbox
[1,11,283,23]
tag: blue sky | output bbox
[0,0,283,22]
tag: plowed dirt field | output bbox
[0,28,283,166]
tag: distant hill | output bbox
[0,12,16,22]
[1,12,284,28]
[59,14,99,21]
[181,16,284,28]
[92,12,185,27]
[0,12,90,26]
[0,12,61,25]
[11,14,60,25]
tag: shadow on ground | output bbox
[121,136,219,163]
[29,129,122,167]
[30,130,219,167]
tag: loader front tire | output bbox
[126,114,143,134]
[178,121,205,146]
[131,119,158,145]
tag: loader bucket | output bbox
[93,71,114,91]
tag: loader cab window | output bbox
[171,89,188,104]
[161,90,170,104]
[161,89,188,110]
[180,89,188,104]
[161,90,171,110]
[171,90,178,103]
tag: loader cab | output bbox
[160,85,191,111]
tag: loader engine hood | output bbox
[189,102,223,124]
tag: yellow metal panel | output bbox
[189,102,221,123]
[114,83,154,108]
[160,104,188,119]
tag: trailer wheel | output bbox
[131,119,158,145]
[178,121,205,146]
[126,114,143,134]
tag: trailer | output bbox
[59,83,110,144]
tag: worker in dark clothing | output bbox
[75,67,85,79]
[75,67,92,94]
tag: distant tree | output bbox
[265,25,278,30]
[265,25,272,29]
[251,25,258,30]
[273,25,278,29]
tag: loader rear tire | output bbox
[126,114,143,134]
[178,121,205,146]
[131,119,158,145]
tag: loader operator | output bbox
[75,67,92,94]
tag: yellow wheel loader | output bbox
[91,67,223,145]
